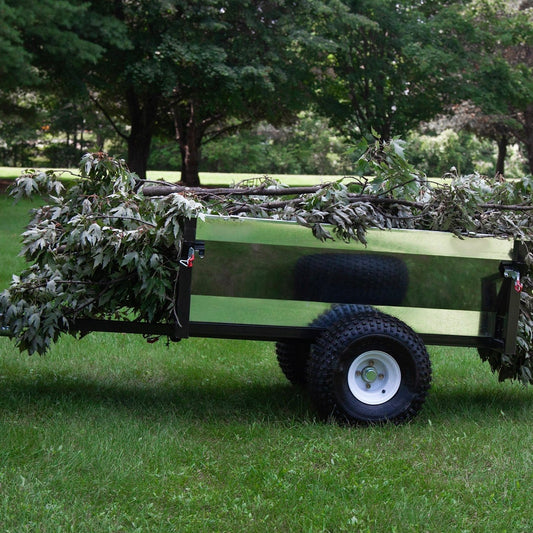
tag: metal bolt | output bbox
[362,366,378,384]
[366,383,371,389]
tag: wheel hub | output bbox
[347,350,401,405]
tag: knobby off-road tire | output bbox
[277,252,409,388]
[276,305,379,386]
[275,341,310,386]
[307,311,432,425]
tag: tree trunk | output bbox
[128,129,153,180]
[495,136,507,176]
[180,142,201,187]
[524,105,533,175]
[173,101,202,187]
[95,131,105,151]
[126,89,159,179]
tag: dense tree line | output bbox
[0,0,532,184]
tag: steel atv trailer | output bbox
[72,215,527,425]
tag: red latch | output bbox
[515,278,523,293]
[503,267,523,294]
[180,247,195,268]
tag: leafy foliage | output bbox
[0,0,107,91]
[0,153,203,354]
[312,0,471,141]
[191,113,351,176]
[1,146,533,386]
[82,0,328,183]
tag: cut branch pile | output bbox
[1,143,532,385]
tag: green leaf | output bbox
[121,251,139,267]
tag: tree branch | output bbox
[140,182,329,198]
[139,182,533,214]
[88,93,129,141]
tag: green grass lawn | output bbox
[1,195,533,532]
[0,166,339,187]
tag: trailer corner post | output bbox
[498,242,529,356]
[171,218,199,341]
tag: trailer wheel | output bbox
[276,341,310,386]
[307,311,431,425]
[276,305,379,386]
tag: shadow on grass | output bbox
[423,383,533,423]
[0,374,316,425]
[1,366,532,425]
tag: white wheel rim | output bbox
[346,350,401,405]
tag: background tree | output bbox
[459,0,533,173]
[164,0,320,185]
[193,111,351,175]
[444,102,516,175]
[0,0,127,165]
[0,93,44,167]
[86,0,164,181]
[1,0,531,178]
[311,0,471,142]
[40,96,120,167]
[87,0,324,185]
